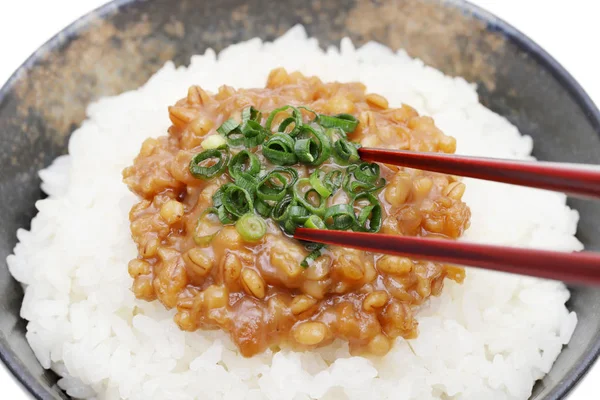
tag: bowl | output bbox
[1,0,599,399]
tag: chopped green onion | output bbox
[325,127,348,141]
[272,195,294,222]
[289,205,310,225]
[257,167,297,202]
[263,133,298,165]
[323,204,356,230]
[235,172,259,196]
[309,169,332,198]
[189,146,230,180]
[255,198,273,218]
[228,150,260,180]
[217,206,235,224]
[265,106,303,136]
[352,193,382,233]
[324,170,343,193]
[294,125,332,166]
[235,213,267,242]
[212,183,231,208]
[304,215,326,230]
[319,113,359,133]
[334,138,361,164]
[354,162,380,184]
[223,185,254,218]
[293,178,327,217]
[242,106,261,124]
[240,120,267,147]
[217,118,240,135]
[343,174,386,195]
[301,243,325,268]
[201,134,228,150]
[194,208,222,246]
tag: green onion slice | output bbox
[223,185,254,218]
[343,174,386,195]
[265,106,303,136]
[216,205,236,224]
[323,204,356,230]
[228,150,260,180]
[334,138,361,164]
[304,215,326,230]
[324,170,343,193]
[309,169,332,198]
[235,213,267,242]
[194,208,222,246]
[301,250,321,268]
[293,178,327,217]
[319,113,359,133]
[289,205,310,225]
[189,145,230,180]
[240,120,267,147]
[255,198,273,218]
[263,133,298,165]
[354,162,380,184]
[216,118,240,135]
[294,125,332,166]
[352,193,382,233]
[256,167,298,202]
[325,127,348,141]
[272,195,294,222]
[242,106,262,124]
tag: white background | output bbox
[0,0,598,399]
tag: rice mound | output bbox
[7,26,580,400]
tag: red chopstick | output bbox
[358,148,600,199]
[294,228,600,285]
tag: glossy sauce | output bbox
[123,68,471,357]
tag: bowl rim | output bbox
[0,0,599,399]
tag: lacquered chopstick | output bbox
[358,148,600,199]
[294,228,600,285]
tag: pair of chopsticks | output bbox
[294,148,600,285]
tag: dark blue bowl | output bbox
[0,0,598,399]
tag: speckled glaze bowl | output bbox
[0,0,599,399]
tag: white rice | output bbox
[7,25,581,400]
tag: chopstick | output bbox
[358,148,600,199]
[293,228,600,285]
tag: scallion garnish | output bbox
[289,205,310,225]
[334,138,361,164]
[272,195,294,222]
[354,162,381,184]
[222,185,254,218]
[301,247,323,268]
[294,125,331,166]
[189,145,230,180]
[235,213,267,242]
[309,169,332,198]
[318,113,359,133]
[324,170,343,193]
[255,198,273,218]
[293,178,327,217]
[216,118,240,135]
[304,215,326,230]
[263,133,298,165]
[191,103,389,268]
[228,150,260,180]
[257,167,298,202]
[323,204,357,230]
[265,105,303,136]
[352,192,383,233]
